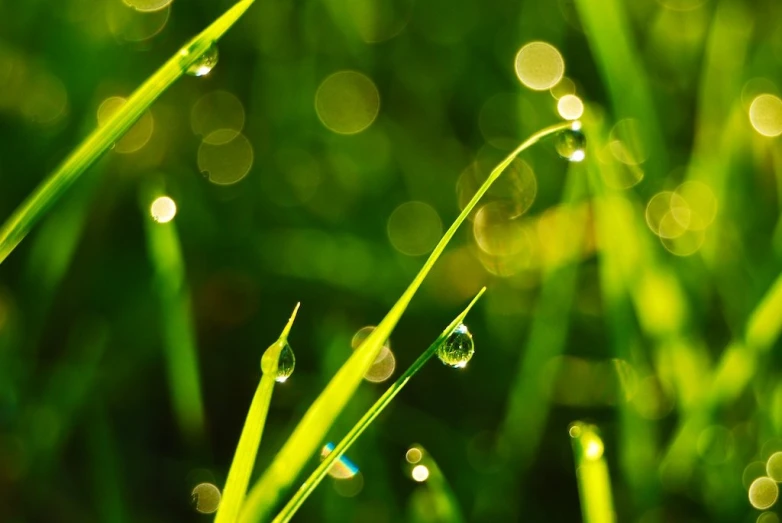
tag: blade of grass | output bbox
[142,182,205,445]
[573,0,668,181]
[0,0,256,264]
[570,422,615,523]
[239,121,575,523]
[406,446,466,523]
[661,270,782,481]
[273,289,485,523]
[214,303,301,523]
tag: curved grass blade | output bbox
[214,303,300,523]
[142,182,206,445]
[273,289,485,523]
[570,422,615,523]
[0,0,256,264]
[239,121,574,523]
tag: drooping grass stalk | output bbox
[0,0,256,264]
[570,422,615,523]
[214,303,300,523]
[142,182,205,444]
[239,121,574,523]
[273,289,485,523]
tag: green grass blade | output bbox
[142,183,206,444]
[0,0,256,264]
[239,121,574,523]
[570,422,615,523]
[273,289,485,523]
[572,0,667,180]
[214,303,300,523]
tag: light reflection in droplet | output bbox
[191,483,221,514]
[186,44,219,77]
[514,41,565,91]
[749,477,779,510]
[191,90,245,145]
[387,201,442,256]
[557,94,584,120]
[97,96,154,154]
[150,196,177,223]
[750,94,782,137]
[411,464,430,482]
[197,132,254,185]
[555,127,586,162]
[315,71,380,135]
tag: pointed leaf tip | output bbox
[280,302,300,341]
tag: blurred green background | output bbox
[2,0,782,521]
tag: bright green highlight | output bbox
[570,422,615,523]
[214,303,300,523]
[0,0,256,264]
[273,289,485,523]
[239,121,575,523]
[142,182,205,443]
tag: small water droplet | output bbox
[555,127,586,162]
[437,323,474,368]
[186,43,219,77]
[275,342,295,383]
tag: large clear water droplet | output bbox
[275,342,295,383]
[186,43,219,77]
[555,127,586,162]
[437,323,474,368]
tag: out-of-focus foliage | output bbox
[1,0,782,522]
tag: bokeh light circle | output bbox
[767,452,782,482]
[150,196,177,223]
[191,90,245,145]
[97,96,154,154]
[123,0,172,12]
[749,477,779,510]
[387,201,442,256]
[749,94,782,137]
[191,483,221,514]
[315,71,380,135]
[197,132,254,185]
[514,42,565,91]
[557,94,584,120]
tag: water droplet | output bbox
[186,44,219,77]
[437,323,474,368]
[275,342,295,383]
[555,128,586,162]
